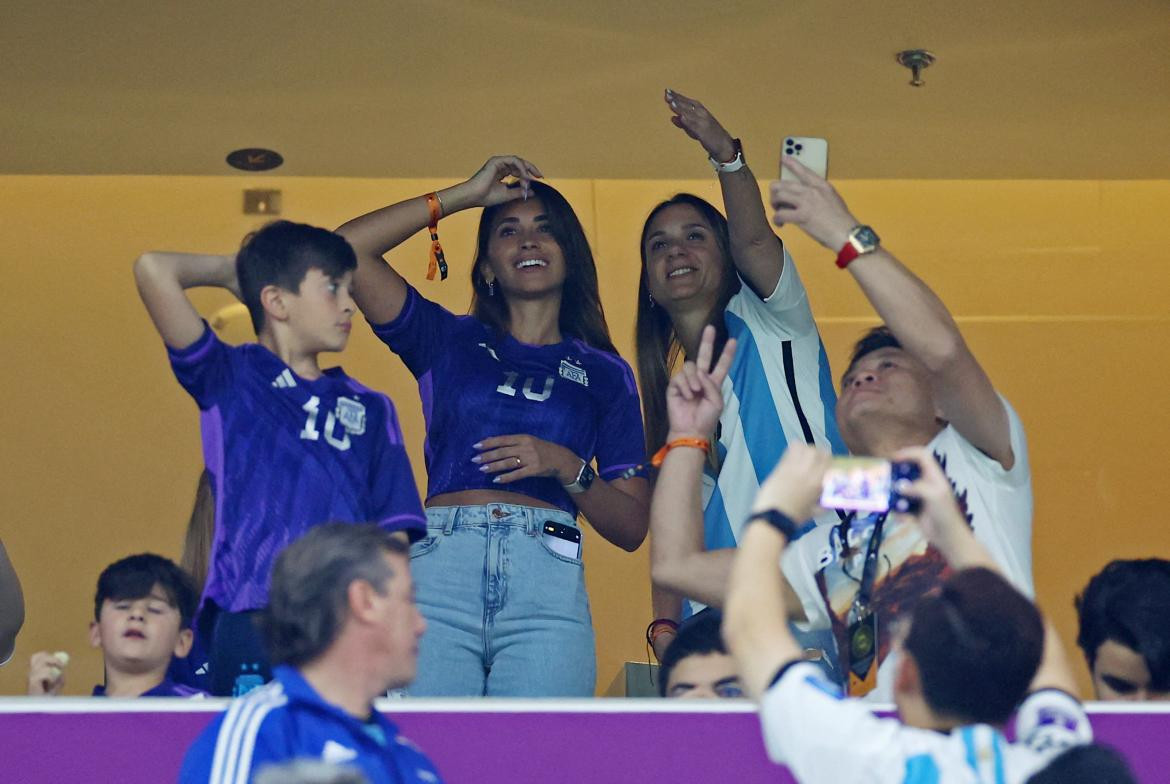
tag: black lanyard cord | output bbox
[848,512,888,623]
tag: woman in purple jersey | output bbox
[338,156,650,697]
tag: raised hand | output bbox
[27,650,69,696]
[892,447,997,572]
[663,89,738,164]
[458,155,545,210]
[890,447,968,542]
[473,434,581,485]
[769,155,860,251]
[752,444,832,522]
[666,325,737,439]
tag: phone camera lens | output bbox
[795,144,804,151]
[786,138,793,145]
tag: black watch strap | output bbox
[750,509,802,541]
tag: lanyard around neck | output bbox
[847,511,888,621]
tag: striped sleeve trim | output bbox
[209,682,289,784]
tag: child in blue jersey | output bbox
[28,553,206,698]
[638,91,845,657]
[134,221,426,696]
[337,156,651,696]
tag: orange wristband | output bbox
[424,192,448,281]
[650,437,710,468]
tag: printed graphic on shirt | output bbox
[814,450,970,686]
[558,359,589,387]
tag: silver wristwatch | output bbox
[562,459,596,495]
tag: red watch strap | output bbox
[836,239,860,269]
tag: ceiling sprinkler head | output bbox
[896,49,936,87]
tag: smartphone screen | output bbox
[543,521,582,559]
[780,136,829,180]
[819,457,892,513]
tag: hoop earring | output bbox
[488,280,496,297]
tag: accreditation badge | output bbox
[847,610,879,697]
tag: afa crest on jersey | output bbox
[558,359,589,387]
[335,397,367,435]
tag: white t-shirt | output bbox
[702,246,846,550]
[783,399,1034,701]
[760,662,1092,783]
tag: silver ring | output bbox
[515,457,522,467]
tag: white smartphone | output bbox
[780,136,829,180]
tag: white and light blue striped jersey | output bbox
[702,248,847,551]
[760,662,1092,783]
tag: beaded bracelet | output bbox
[424,192,448,281]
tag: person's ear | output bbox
[477,262,497,288]
[173,628,194,659]
[346,579,380,624]
[260,285,290,323]
[88,620,102,649]
[895,651,922,699]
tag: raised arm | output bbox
[724,444,831,699]
[646,327,811,618]
[895,446,1078,696]
[771,160,1012,468]
[336,155,543,325]
[665,90,784,297]
[648,325,739,603]
[134,252,239,350]
[0,538,23,665]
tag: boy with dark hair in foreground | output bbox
[134,222,425,695]
[28,553,204,697]
[723,443,1096,782]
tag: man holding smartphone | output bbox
[651,159,1033,700]
[721,444,1093,783]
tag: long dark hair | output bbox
[635,194,741,455]
[469,181,616,354]
[179,470,214,598]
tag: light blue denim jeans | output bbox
[406,503,596,697]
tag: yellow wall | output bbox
[1,175,1168,697]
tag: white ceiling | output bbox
[3,0,1169,179]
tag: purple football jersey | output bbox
[168,325,425,612]
[92,678,208,698]
[370,287,646,516]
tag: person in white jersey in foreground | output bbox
[651,156,1034,700]
[723,443,1092,783]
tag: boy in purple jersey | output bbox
[28,554,207,698]
[134,221,425,696]
[338,156,651,696]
